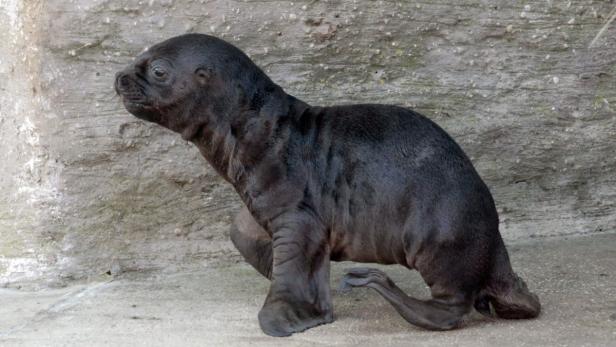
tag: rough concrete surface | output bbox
[1,234,615,347]
[1,1,615,287]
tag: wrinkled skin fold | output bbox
[116,33,540,337]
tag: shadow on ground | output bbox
[1,234,615,347]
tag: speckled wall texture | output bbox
[1,0,615,287]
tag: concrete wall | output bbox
[1,0,615,287]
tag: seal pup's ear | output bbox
[195,67,212,85]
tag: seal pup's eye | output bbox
[150,65,168,80]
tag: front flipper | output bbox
[258,297,333,337]
[258,213,333,337]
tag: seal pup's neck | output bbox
[187,86,309,188]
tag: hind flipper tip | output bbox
[343,267,377,275]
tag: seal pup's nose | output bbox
[115,71,132,95]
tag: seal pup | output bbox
[115,33,540,337]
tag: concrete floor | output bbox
[1,233,615,347]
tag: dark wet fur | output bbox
[116,34,540,337]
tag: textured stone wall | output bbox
[1,0,615,287]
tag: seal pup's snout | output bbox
[116,72,128,89]
[114,68,150,107]
[114,70,134,96]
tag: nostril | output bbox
[114,72,132,96]
[120,75,131,87]
[115,72,131,89]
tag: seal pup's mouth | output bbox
[119,94,157,117]
[122,98,153,110]
[115,72,158,114]
[120,97,162,123]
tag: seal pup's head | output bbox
[115,34,279,140]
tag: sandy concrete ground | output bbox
[1,233,615,347]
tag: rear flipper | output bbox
[487,272,541,319]
[339,268,472,331]
[478,237,541,320]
